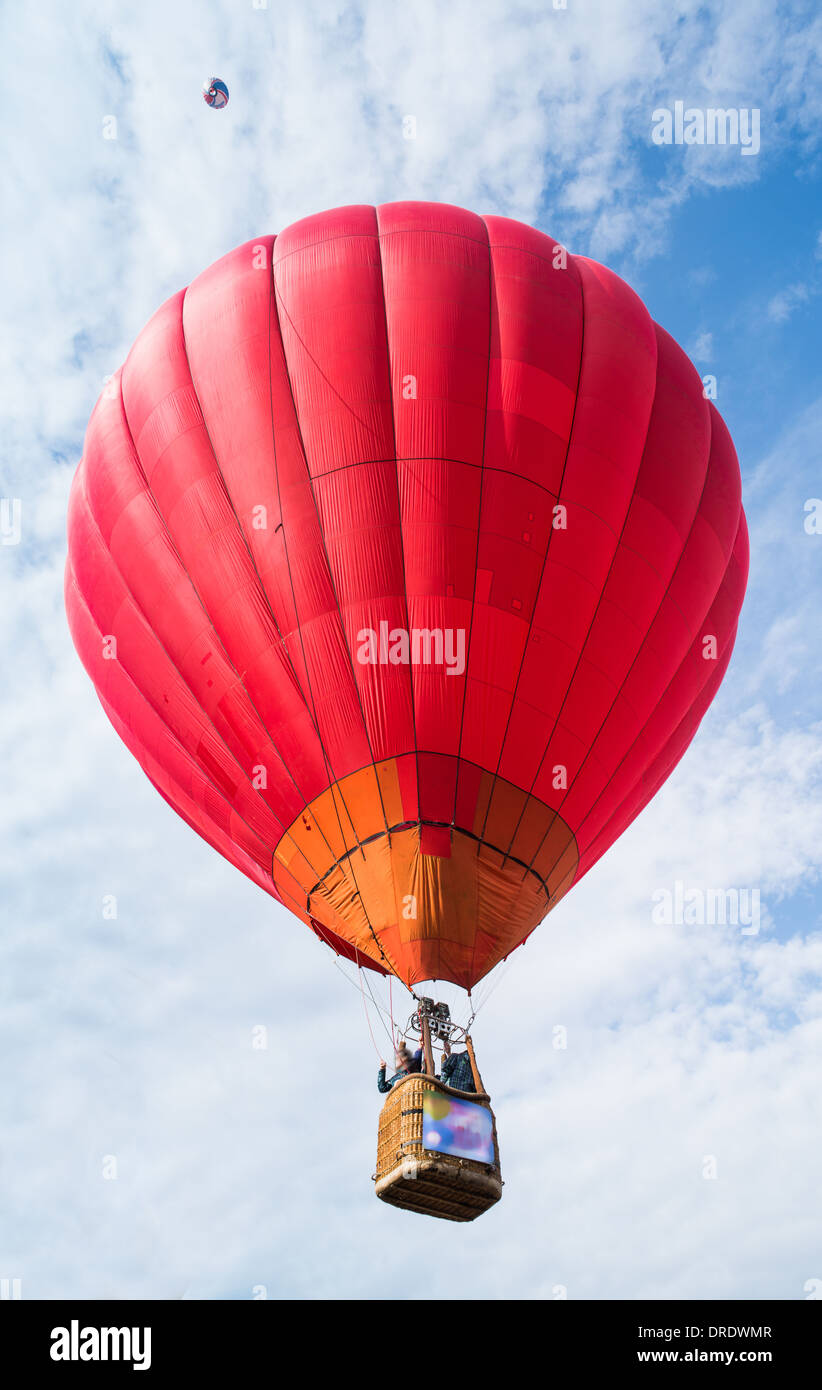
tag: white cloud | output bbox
[690,330,714,361]
[767,282,811,321]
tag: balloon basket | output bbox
[374,1073,502,1222]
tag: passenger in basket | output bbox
[377,1042,423,1093]
[440,1039,476,1093]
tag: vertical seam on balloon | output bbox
[450,213,492,992]
[264,265,389,968]
[66,556,290,887]
[270,250,392,837]
[569,513,744,865]
[178,271,390,917]
[499,268,661,865]
[523,389,740,881]
[475,241,587,854]
[176,279,330,731]
[263,297,384,440]
[89,375,334,883]
[112,292,340,862]
[186,260,384,891]
[449,218,494,803]
[520,382,717,872]
[268,242,397,975]
[374,203,422,971]
[112,293,333,839]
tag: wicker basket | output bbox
[374,1073,502,1222]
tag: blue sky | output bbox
[1,0,821,1300]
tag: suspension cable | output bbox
[355,952,383,1061]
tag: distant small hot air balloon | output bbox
[202,77,228,109]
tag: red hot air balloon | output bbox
[65,202,748,995]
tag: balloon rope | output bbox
[388,976,396,1049]
[465,988,476,1033]
[358,961,383,1061]
[364,969,394,1049]
[327,948,401,1035]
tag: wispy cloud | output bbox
[690,330,714,361]
[768,281,812,321]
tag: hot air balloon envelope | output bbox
[65,202,748,993]
[202,77,228,108]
